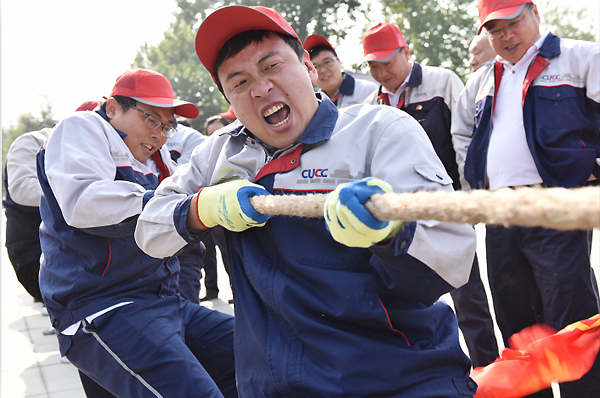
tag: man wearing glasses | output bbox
[303,34,377,108]
[452,1,600,396]
[37,68,237,397]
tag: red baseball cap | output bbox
[109,68,199,119]
[75,100,99,112]
[218,106,236,120]
[478,0,533,33]
[195,6,300,77]
[362,23,406,64]
[303,34,334,52]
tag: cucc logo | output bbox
[302,168,328,178]
[541,74,560,80]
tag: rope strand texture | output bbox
[249,187,600,231]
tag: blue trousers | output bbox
[486,225,600,398]
[177,243,204,304]
[202,226,231,295]
[63,295,237,398]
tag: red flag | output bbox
[471,314,600,398]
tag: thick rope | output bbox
[250,186,600,231]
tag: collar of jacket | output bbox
[407,62,423,88]
[339,72,355,96]
[538,32,560,59]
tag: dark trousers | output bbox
[450,255,499,367]
[486,225,600,397]
[79,371,116,398]
[14,260,43,303]
[177,243,204,304]
[202,226,231,294]
[64,295,237,398]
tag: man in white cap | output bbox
[37,68,237,397]
[303,34,377,108]
[135,5,479,397]
[452,1,600,396]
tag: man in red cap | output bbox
[362,22,465,192]
[37,68,237,397]
[136,5,480,397]
[362,22,500,369]
[452,1,600,396]
[218,106,237,123]
[303,34,377,108]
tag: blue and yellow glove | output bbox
[324,177,403,248]
[196,180,272,232]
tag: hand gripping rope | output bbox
[250,186,600,231]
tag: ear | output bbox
[304,51,318,84]
[105,97,120,119]
[531,4,541,23]
[402,46,411,60]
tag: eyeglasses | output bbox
[313,57,338,72]
[485,7,532,39]
[130,105,176,138]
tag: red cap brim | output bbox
[361,48,400,64]
[479,4,526,34]
[133,97,199,119]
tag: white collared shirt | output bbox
[486,33,548,190]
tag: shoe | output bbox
[41,306,49,316]
[200,292,218,301]
[43,326,55,336]
[60,356,70,364]
[228,299,234,305]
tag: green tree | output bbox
[381,0,478,81]
[133,17,229,128]
[2,101,56,168]
[132,0,366,128]
[537,1,597,42]
[2,101,57,195]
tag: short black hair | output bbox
[213,30,305,98]
[308,44,338,60]
[100,95,136,113]
[177,118,192,128]
[204,115,230,134]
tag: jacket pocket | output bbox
[414,164,453,186]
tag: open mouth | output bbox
[264,103,290,127]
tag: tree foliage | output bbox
[381,0,478,81]
[537,1,597,42]
[132,0,366,128]
[2,101,57,170]
[132,16,228,128]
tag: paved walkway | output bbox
[1,209,597,397]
